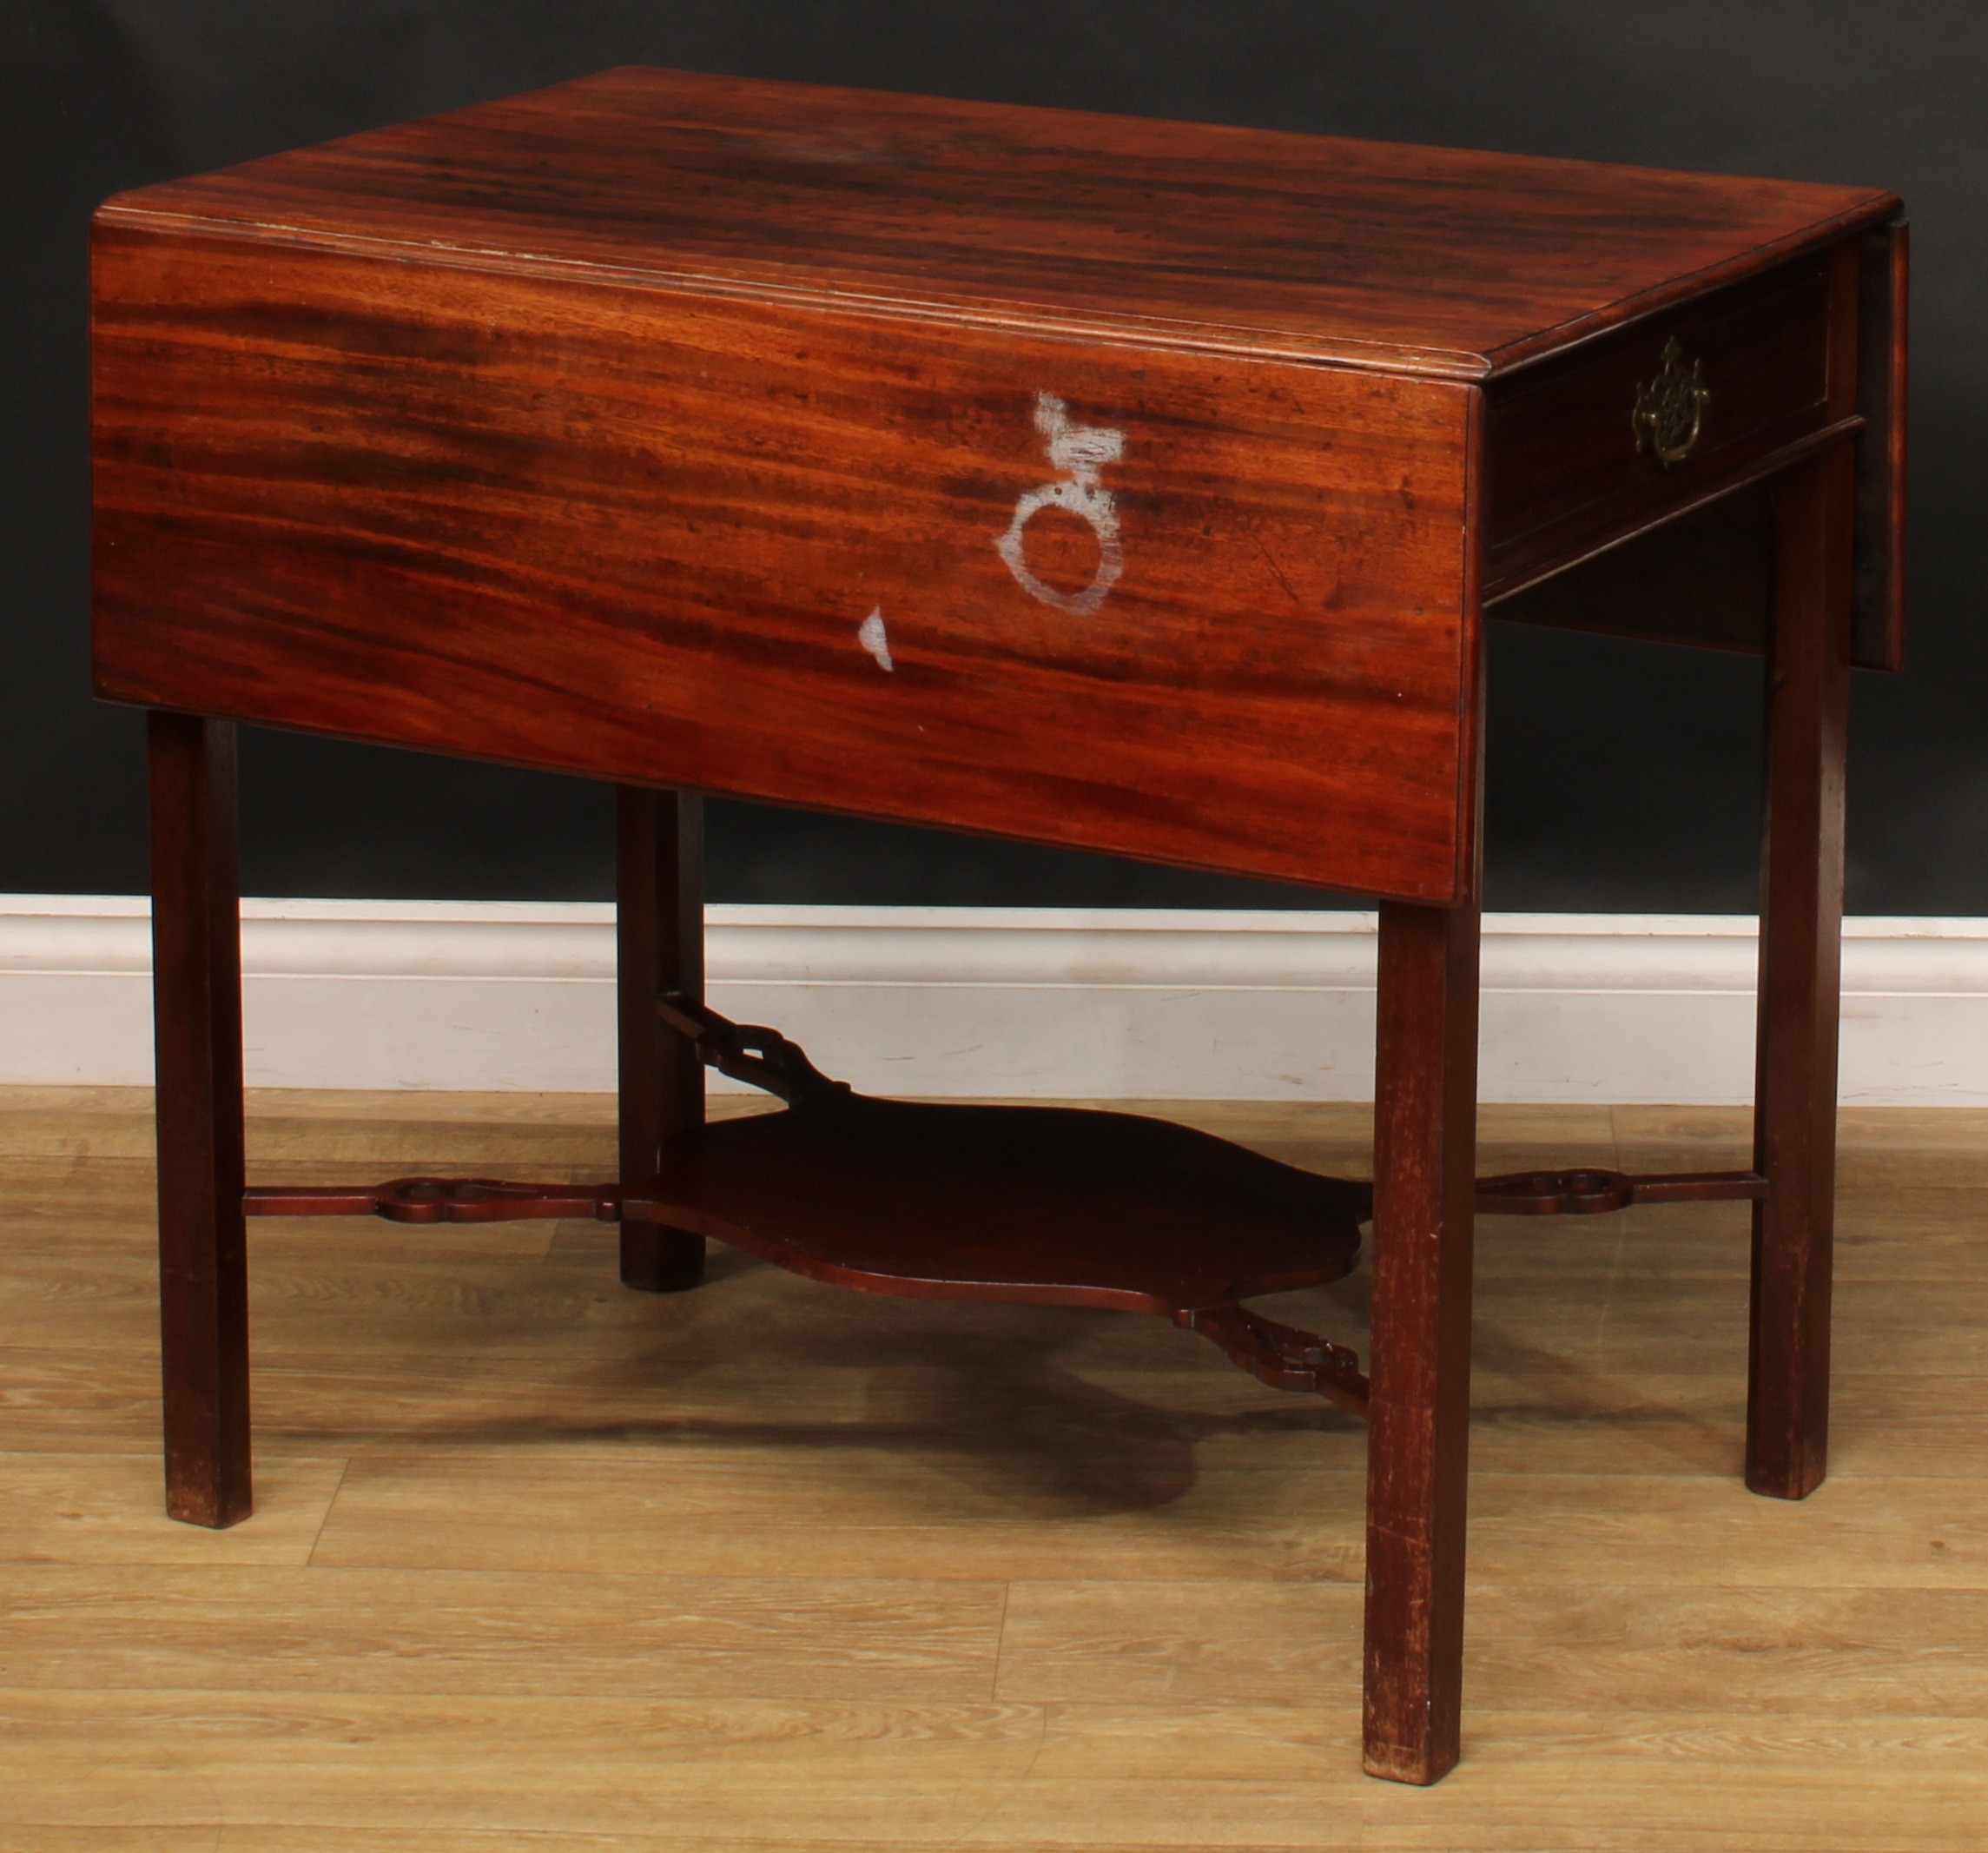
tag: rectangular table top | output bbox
[102,64,1895,381]
[92,69,1901,905]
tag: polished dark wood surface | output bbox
[90,65,1905,905]
[148,713,250,1528]
[1483,250,1839,596]
[1474,1165,1767,1214]
[1492,225,1902,671]
[1747,444,1855,1499]
[92,224,1477,902]
[1852,220,1909,672]
[614,787,705,1294]
[1363,901,1482,1784]
[1492,486,1775,656]
[641,1095,1366,1308]
[96,65,1892,380]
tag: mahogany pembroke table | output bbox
[89,68,1906,1783]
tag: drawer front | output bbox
[93,223,1479,905]
[1485,255,1837,593]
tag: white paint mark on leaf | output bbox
[995,393,1126,616]
[857,606,895,672]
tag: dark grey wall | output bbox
[7,3,1984,910]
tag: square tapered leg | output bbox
[1747,443,1855,1499]
[149,711,251,1527]
[616,785,707,1293]
[1363,897,1481,1784]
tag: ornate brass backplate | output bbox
[1632,337,1711,467]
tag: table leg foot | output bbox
[619,1224,707,1294]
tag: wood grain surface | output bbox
[1852,218,1909,672]
[94,65,1896,380]
[1483,250,1838,595]
[92,223,1479,899]
[1747,442,1857,1499]
[4,1087,1987,1848]
[89,65,1909,909]
[629,1091,1364,1314]
[1364,900,1482,1783]
[614,786,705,1294]
[146,713,250,1529]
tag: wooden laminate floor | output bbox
[3,1087,1986,1851]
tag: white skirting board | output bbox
[3,896,1986,1103]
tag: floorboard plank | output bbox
[3,1089,1985,1846]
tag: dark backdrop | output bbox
[8,3,1984,910]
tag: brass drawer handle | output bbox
[1632,337,1711,466]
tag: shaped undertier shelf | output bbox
[624,1001,1374,1411]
